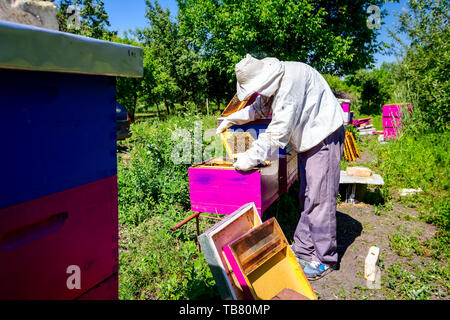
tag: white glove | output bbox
[216,120,232,135]
[233,152,258,171]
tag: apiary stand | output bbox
[339,171,385,203]
[170,211,226,251]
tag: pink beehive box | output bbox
[383,104,402,117]
[382,117,402,128]
[342,102,350,113]
[222,217,317,300]
[197,202,263,300]
[189,131,280,216]
[383,127,399,140]
[0,176,118,300]
[188,158,279,217]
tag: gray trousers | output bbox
[292,126,345,266]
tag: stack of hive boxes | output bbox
[0,21,142,299]
[382,103,412,140]
[337,99,353,125]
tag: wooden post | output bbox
[206,98,209,116]
[170,211,201,231]
[196,215,201,252]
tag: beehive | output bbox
[382,103,412,140]
[198,203,262,300]
[0,21,142,299]
[223,218,317,300]
[188,154,279,216]
[337,99,352,124]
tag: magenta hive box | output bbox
[189,159,279,217]
[197,202,262,300]
[382,104,412,140]
[222,217,317,300]
[338,99,352,124]
[0,177,118,300]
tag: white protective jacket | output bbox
[222,59,345,166]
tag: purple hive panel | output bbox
[0,69,117,209]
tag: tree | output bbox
[136,1,207,115]
[390,0,449,131]
[175,0,394,107]
[113,35,145,122]
[177,0,391,76]
[345,64,394,115]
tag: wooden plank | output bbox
[271,288,310,300]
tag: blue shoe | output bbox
[297,257,311,268]
[290,245,311,268]
[305,261,335,281]
[301,262,322,279]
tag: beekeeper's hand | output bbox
[233,152,258,171]
[216,120,232,135]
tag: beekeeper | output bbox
[216,54,346,280]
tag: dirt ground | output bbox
[308,201,438,299]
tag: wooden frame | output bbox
[223,218,317,300]
[197,203,262,300]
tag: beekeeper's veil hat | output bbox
[235,54,285,101]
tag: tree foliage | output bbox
[345,63,395,115]
[134,1,207,115]
[177,0,389,76]
[53,0,447,127]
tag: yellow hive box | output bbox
[223,218,317,300]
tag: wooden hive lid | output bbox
[221,93,258,117]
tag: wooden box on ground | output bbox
[223,218,317,300]
[198,203,262,300]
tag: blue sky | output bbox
[103,0,409,69]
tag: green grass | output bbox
[118,112,222,300]
[355,127,449,299]
[385,261,450,300]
